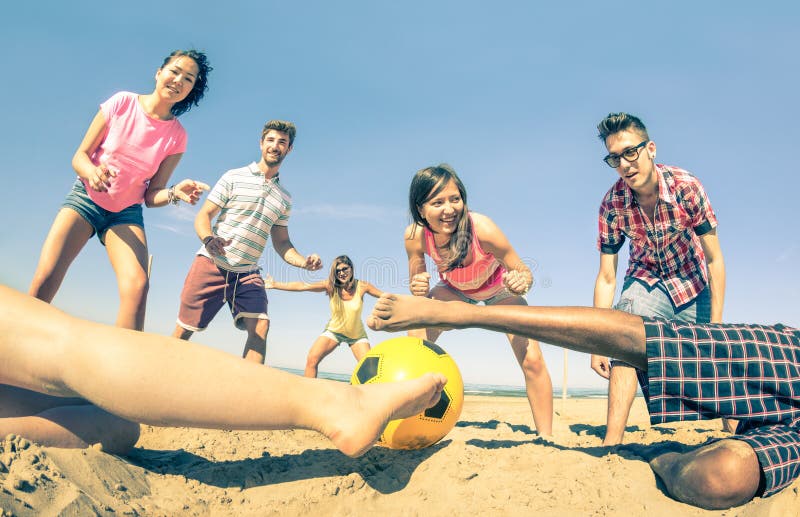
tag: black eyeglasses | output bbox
[603,140,648,168]
[335,266,351,274]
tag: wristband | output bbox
[167,185,179,205]
[202,236,214,246]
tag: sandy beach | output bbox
[1,395,798,516]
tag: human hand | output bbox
[502,269,531,295]
[86,163,117,192]
[590,354,611,379]
[303,254,322,271]
[263,275,274,289]
[410,272,431,296]
[204,235,232,257]
[174,179,211,205]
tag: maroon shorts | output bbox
[176,255,268,331]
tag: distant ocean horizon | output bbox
[277,367,608,399]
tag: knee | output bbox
[675,441,760,508]
[519,344,546,377]
[102,419,141,456]
[118,272,149,303]
[305,353,322,368]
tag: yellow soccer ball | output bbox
[350,336,464,449]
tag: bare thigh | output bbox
[104,224,149,283]
[29,208,94,301]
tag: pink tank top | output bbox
[423,213,505,301]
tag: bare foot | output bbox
[367,293,457,332]
[321,372,446,457]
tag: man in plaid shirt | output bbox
[368,295,800,510]
[590,113,728,445]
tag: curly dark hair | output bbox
[160,49,212,117]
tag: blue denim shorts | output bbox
[62,179,144,244]
[613,276,711,323]
[611,276,712,397]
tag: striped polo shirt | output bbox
[198,162,292,272]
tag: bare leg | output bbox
[242,317,269,364]
[29,208,93,302]
[350,340,371,362]
[603,364,638,445]
[0,287,446,457]
[172,325,194,340]
[0,386,139,454]
[104,224,150,331]
[368,294,647,369]
[509,336,553,436]
[305,335,340,378]
[499,297,553,436]
[648,439,761,509]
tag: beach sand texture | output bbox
[1,396,798,516]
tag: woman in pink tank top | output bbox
[404,164,554,437]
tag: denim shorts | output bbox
[613,276,711,323]
[62,179,144,244]
[612,276,712,397]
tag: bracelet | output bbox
[167,185,179,205]
[202,235,214,246]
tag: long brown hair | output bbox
[407,164,471,271]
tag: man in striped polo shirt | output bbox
[173,120,322,363]
[367,294,800,509]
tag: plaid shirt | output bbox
[597,164,718,308]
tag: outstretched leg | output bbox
[0,286,446,457]
[647,439,761,509]
[368,294,647,369]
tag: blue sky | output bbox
[1,1,797,389]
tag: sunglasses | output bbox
[335,266,352,274]
[603,140,648,168]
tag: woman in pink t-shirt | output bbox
[29,49,212,332]
[404,164,554,437]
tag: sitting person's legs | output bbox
[0,286,446,457]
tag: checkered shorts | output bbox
[643,318,800,496]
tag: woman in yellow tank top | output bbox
[265,255,383,377]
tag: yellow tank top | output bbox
[325,280,367,338]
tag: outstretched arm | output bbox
[0,286,446,457]
[360,280,384,299]
[265,276,328,293]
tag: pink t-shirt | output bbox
[82,91,187,212]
